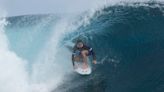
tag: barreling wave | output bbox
[1,1,164,92]
[56,2,164,92]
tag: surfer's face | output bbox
[77,42,83,48]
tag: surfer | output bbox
[72,40,97,69]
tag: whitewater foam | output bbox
[0,10,30,92]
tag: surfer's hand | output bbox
[93,60,97,64]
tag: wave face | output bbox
[1,2,164,92]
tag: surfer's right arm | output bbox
[72,47,76,67]
[72,54,75,66]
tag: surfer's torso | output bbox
[72,45,96,60]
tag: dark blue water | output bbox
[55,2,164,92]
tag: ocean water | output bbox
[0,1,164,92]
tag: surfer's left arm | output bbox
[88,46,97,64]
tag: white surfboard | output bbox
[74,61,92,75]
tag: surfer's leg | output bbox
[81,50,89,68]
[74,56,81,61]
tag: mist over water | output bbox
[0,11,30,92]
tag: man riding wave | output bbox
[72,40,97,69]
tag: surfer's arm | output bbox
[85,45,96,60]
[72,47,76,66]
[72,54,75,66]
[89,48,96,60]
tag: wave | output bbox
[56,2,164,92]
[1,1,164,92]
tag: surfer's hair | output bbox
[76,39,83,44]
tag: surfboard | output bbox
[74,60,92,75]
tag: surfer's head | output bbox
[76,39,84,48]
